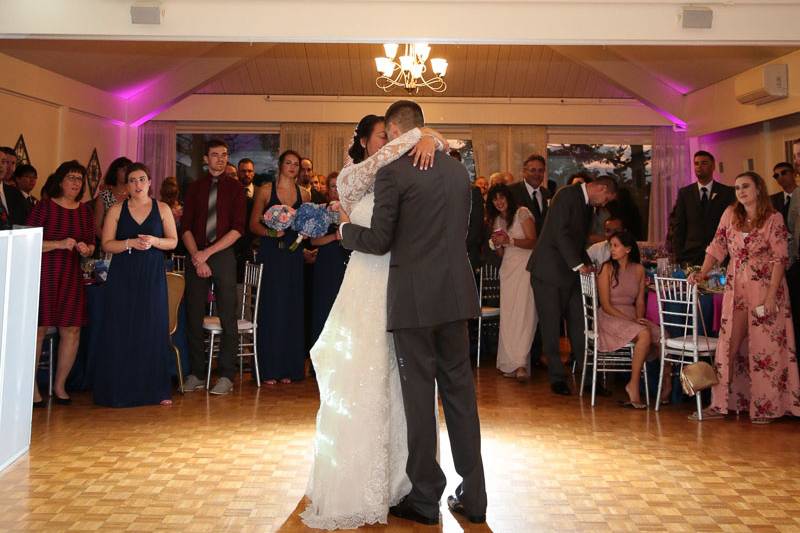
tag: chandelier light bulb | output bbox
[415,43,431,62]
[383,43,399,60]
[430,58,448,77]
[411,63,424,79]
[399,55,414,72]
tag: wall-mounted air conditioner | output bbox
[734,64,788,105]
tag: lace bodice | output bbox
[337,128,423,213]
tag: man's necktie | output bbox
[0,201,10,230]
[700,186,709,211]
[206,179,218,244]
[531,189,540,215]
[783,194,791,220]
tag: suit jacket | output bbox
[1,183,30,226]
[466,186,485,271]
[787,188,800,265]
[673,181,735,265]
[771,191,792,226]
[341,152,479,330]
[529,184,592,287]
[509,180,549,236]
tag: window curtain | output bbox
[648,126,692,242]
[279,123,313,161]
[311,124,356,175]
[472,125,547,180]
[279,123,353,175]
[136,121,176,200]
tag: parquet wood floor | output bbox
[2,367,800,532]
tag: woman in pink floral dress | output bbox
[691,171,800,423]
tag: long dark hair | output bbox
[103,156,133,186]
[485,184,519,229]
[608,230,641,288]
[348,115,384,164]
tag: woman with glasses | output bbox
[26,160,96,407]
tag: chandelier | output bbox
[374,43,448,94]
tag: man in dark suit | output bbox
[509,154,550,236]
[0,180,30,229]
[466,179,485,271]
[672,151,735,265]
[771,161,796,225]
[529,177,618,396]
[340,100,486,526]
[774,161,800,362]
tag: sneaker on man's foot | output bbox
[183,375,205,392]
[210,377,233,395]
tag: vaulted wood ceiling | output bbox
[0,39,795,100]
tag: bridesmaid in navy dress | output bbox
[309,173,350,346]
[94,163,178,407]
[250,150,311,384]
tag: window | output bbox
[547,143,652,239]
[176,133,280,195]
[447,139,476,181]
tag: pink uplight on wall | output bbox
[112,78,160,101]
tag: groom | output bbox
[339,100,487,525]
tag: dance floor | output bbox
[2,367,800,532]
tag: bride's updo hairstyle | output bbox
[348,114,384,164]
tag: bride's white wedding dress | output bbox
[300,128,426,530]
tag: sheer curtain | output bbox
[279,123,313,160]
[279,123,353,174]
[312,124,355,175]
[648,126,692,242]
[136,121,176,199]
[472,125,547,180]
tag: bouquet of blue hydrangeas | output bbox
[289,203,332,251]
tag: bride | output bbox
[301,114,447,530]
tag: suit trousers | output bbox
[532,276,585,384]
[185,247,238,380]
[392,320,487,519]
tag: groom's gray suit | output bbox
[341,146,487,519]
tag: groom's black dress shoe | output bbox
[389,498,439,526]
[551,381,571,396]
[447,495,486,524]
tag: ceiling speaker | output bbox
[682,7,713,29]
[130,5,162,25]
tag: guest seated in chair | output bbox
[596,231,667,408]
[689,171,800,424]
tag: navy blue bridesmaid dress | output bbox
[256,184,306,382]
[310,227,350,346]
[94,199,172,407]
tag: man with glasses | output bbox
[181,139,246,395]
[771,162,796,225]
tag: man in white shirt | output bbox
[586,217,624,269]
[509,154,550,236]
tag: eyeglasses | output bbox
[773,169,793,179]
[64,175,83,182]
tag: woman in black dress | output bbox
[250,150,311,384]
[94,163,178,407]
